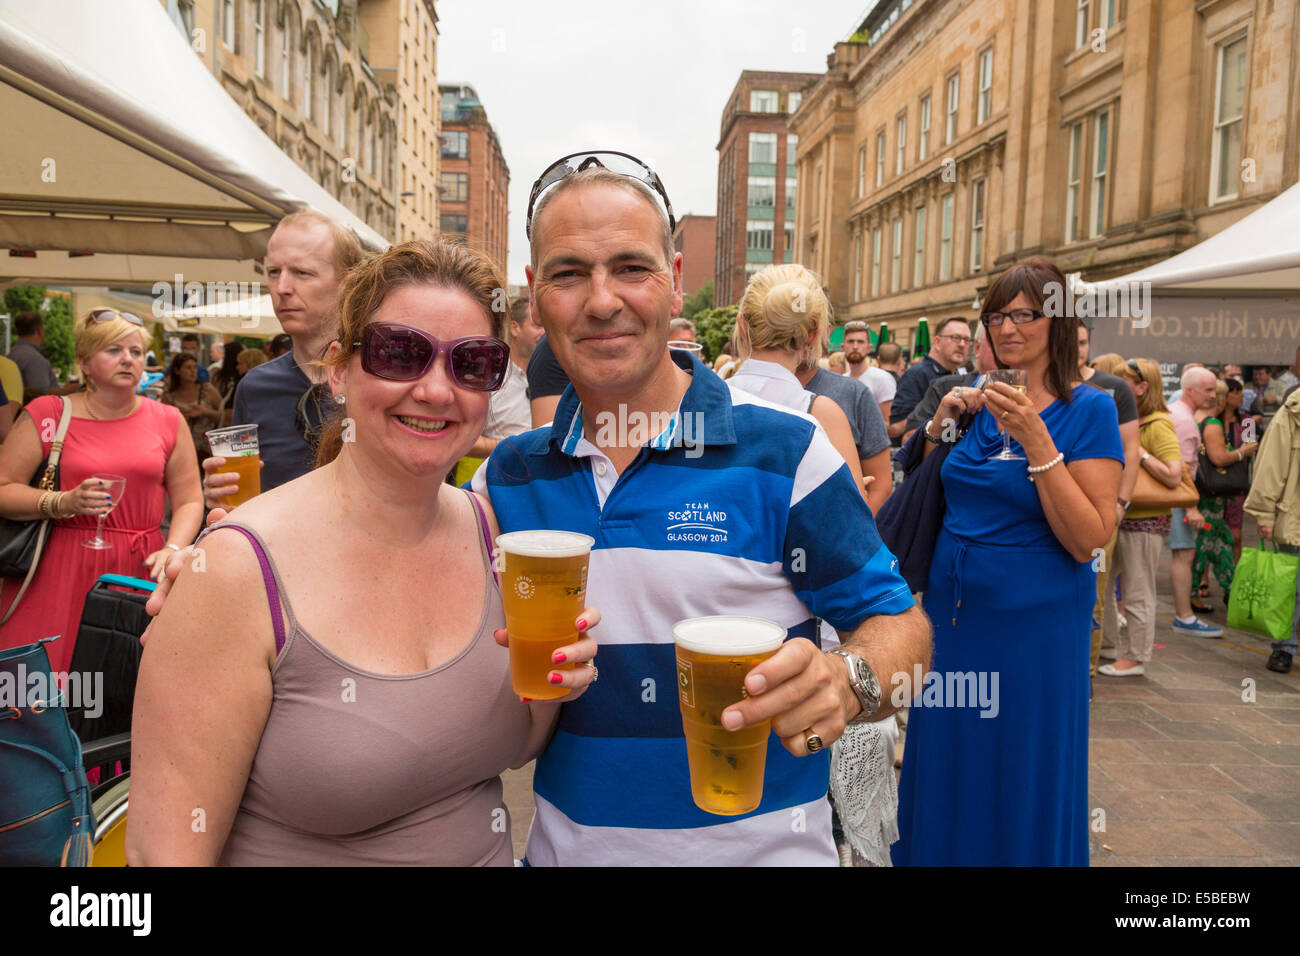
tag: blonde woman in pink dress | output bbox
[0,310,203,674]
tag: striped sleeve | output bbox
[782,427,914,630]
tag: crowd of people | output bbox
[1,149,1297,868]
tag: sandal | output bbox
[1191,598,1214,614]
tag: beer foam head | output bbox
[672,616,787,656]
[495,530,595,558]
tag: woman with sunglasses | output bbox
[893,257,1123,866]
[0,310,204,670]
[129,241,600,866]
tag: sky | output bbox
[435,0,873,285]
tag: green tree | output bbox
[679,280,714,323]
[694,305,738,365]
[43,295,75,379]
[3,285,44,315]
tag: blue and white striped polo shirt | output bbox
[472,350,913,866]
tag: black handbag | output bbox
[876,411,973,594]
[67,574,153,745]
[0,398,71,624]
[1194,446,1251,497]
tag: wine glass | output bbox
[81,474,127,550]
[983,369,1029,461]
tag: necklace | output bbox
[85,392,137,420]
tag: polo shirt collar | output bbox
[536,349,738,458]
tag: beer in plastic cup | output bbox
[495,530,595,700]
[206,424,262,508]
[674,615,786,815]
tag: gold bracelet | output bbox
[51,491,68,519]
[37,491,52,518]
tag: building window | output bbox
[786,134,798,167]
[748,132,777,164]
[945,72,960,144]
[787,91,802,113]
[1076,0,1090,48]
[440,171,468,202]
[750,90,779,113]
[870,227,882,297]
[783,223,794,261]
[440,130,468,157]
[1102,0,1117,29]
[746,220,774,252]
[913,206,926,286]
[280,14,292,98]
[1091,111,1109,236]
[891,217,903,291]
[1211,36,1246,203]
[253,0,265,77]
[977,47,993,124]
[919,94,931,160]
[1065,122,1082,242]
[785,176,797,215]
[177,0,195,38]
[748,176,776,207]
[323,61,332,137]
[857,146,867,197]
[439,214,467,237]
[875,130,885,187]
[970,179,985,272]
[853,233,863,300]
[896,113,907,174]
[940,194,953,280]
[221,0,234,49]
[304,39,312,120]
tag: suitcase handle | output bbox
[95,574,157,594]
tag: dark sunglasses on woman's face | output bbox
[355,323,510,391]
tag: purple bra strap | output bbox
[215,524,287,654]
[465,491,498,586]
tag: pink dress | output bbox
[1,395,181,675]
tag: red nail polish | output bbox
[521,697,531,703]
[549,672,563,685]
[553,651,567,664]
[576,618,588,631]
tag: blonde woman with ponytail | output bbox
[729,265,873,507]
[728,264,899,867]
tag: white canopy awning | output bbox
[1090,182,1300,293]
[0,0,388,289]
[159,294,282,337]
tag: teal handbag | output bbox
[0,637,95,865]
[1228,542,1300,642]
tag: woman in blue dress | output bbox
[893,257,1123,866]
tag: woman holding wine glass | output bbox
[0,310,203,674]
[893,257,1123,866]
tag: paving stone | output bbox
[1088,789,1261,822]
[1222,822,1300,860]
[1229,791,1300,821]
[1097,763,1242,791]
[1236,741,1300,765]
[1126,739,1265,764]
[1099,821,1260,858]
[1214,764,1300,792]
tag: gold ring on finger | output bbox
[805,730,824,753]
[588,662,598,683]
[1001,410,1010,420]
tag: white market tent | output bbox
[0,0,387,291]
[1086,182,1300,365]
[158,293,282,337]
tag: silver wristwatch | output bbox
[829,649,882,724]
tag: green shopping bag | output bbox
[1227,542,1299,641]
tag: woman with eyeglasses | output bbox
[129,241,600,866]
[0,310,204,670]
[160,352,224,461]
[892,257,1123,866]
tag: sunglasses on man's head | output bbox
[526,150,675,239]
[355,323,510,391]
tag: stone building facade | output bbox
[792,0,1300,352]
[437,84,509,273]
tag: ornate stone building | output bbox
[792,0,1300,351]
[164,0,419,243]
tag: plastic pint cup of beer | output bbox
[495,530,595,700]
[205,424,262,508]
[674,616,787,815]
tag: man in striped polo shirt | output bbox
[474,155,932,865]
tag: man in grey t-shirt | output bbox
[796,356,892,513]
[9,311,80,397]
